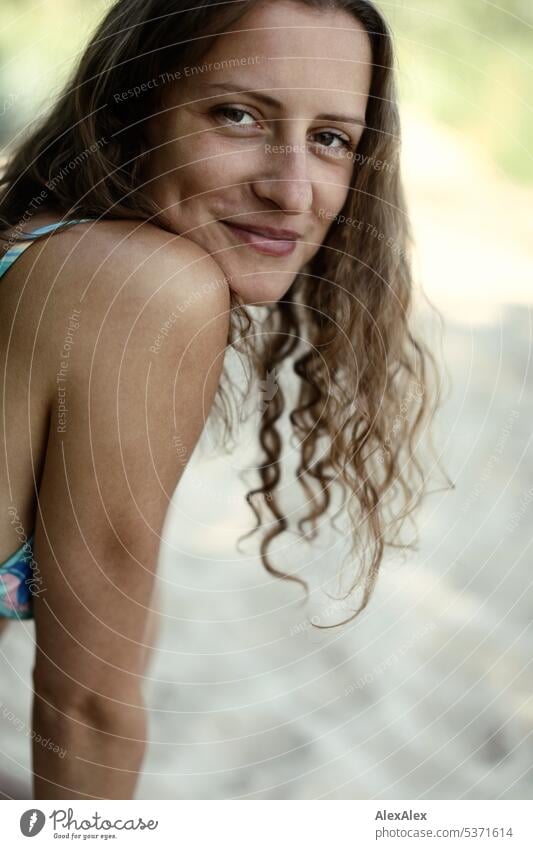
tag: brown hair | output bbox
[0,0,453,627]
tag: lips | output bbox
[224,221,302,240]
[221,220,300,257]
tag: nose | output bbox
[251,141,313,214]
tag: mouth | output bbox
[221,221,299,257]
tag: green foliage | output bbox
[391,0,532,182]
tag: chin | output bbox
[222,262,299,306]
[228,275,295,307]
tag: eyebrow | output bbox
[200,81,367,128]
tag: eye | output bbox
[211,106,259,127]
[312,130,355,155]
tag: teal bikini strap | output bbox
[0,218,93,280]
[23,218,93,238]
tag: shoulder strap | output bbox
[0,218,93,280]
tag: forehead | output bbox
[189,0,372,103]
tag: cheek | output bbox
[315,179,352,227]
[331,171,354,212]
[176,136,248,197]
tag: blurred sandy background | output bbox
[0,0,531,799]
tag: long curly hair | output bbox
[0,0,453,628]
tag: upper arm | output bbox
[31,230,230,708]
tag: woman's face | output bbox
[145,0,372,306]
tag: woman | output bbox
[0,0,449,799]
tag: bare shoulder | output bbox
[32,219,232,570]
[44,217,230,315]
[18,218,231,391]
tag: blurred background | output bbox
[1,0,532,800]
